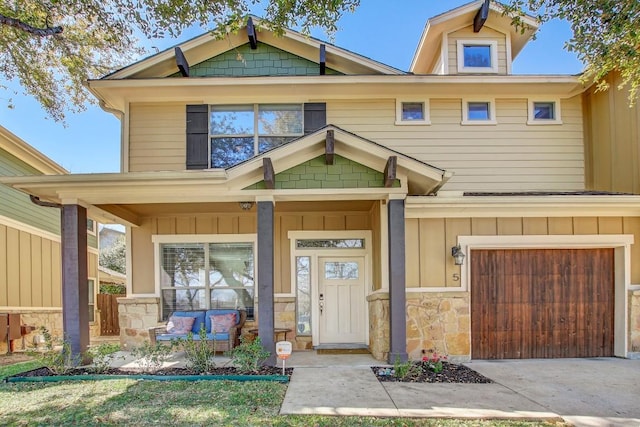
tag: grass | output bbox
[0,360,42,381]
[0,361,566,426]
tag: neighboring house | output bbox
[99,225,125,252]
[0,126,100,352]
[4,0,640,362]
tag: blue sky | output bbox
[0,0,582,174]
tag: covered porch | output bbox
[1,126,451,364]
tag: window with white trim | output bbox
[158,239,255,321]
[210,104,303,168]
[88,278,95,322]
[395,100,430,125]
[457,40,498,73]
[462,99,497,125]
[528,99,562,124]
[87,219,96,235]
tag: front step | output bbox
[314,343,370,354]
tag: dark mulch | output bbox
[373,361,492,383]
[12,366,293,378]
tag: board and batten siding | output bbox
[448,26,508,74]
[327,97,584,192]
[584,72,640,193]
[0,149,61,235]
[130,206,377,295]
[406,216,640,288]
[0,223,99,308]
[128,103,186,172]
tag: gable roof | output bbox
[105,16,402,79]
[410,0,539,74]
[225,125,451,195]
[0,126,67,175]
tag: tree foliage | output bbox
[3,0,639,120]
[0,0,359,122]
[99,234,126,274]
[504,0,640,102]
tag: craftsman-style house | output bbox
[4,0,640,362]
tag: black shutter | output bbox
[304,103,326,134]
[186,104,208,169]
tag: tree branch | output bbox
[0,13,62,37]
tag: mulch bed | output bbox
[372,361,492,383]
[12,366,293,378]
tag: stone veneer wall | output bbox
[366,291,471,362]
[118,297,160,349]
[406,292,470,362]
[367,293,390,360]
[630,290,640,354]
[0,309,101,352]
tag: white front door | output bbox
[318,256,366,344]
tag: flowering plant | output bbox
[421,351,447,373]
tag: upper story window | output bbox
[395,99,430,125]
[528,99,562,125]
[462,99,497,125]
[457,40,498,73]
[210,104,303,168]
[87,218,97,235]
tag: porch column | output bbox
[257,200,276,366]
[61,204,89,362]
[388,198,408,363]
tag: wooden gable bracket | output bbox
[473,0,490,33]
[384,156,397,188]
[319,44,326,75]
[175,47,190,77]
[247,17,258,49]
[263,157,275,189]
[325,129,335,165]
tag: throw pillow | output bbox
[167,316,195,334]
[211,313,237,333]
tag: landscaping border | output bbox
[5,374,289,383]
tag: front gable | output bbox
[170,42,341,77]
[244,154,400,190]
[106,17,401,79]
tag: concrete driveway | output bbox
[466,358,640,426]
[282,355,640,427]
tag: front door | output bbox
[318,256,366,344]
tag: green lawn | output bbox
[0,362,566,426]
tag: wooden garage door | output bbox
[471,248,614,359]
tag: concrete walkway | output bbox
[281,354,640,427]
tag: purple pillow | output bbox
[167,316,195,334]
[211,313,237,333]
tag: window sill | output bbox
[394,120,431,126]
[527,119,563,125]
[461,120,497,126]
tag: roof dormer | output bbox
[410,0,538,75]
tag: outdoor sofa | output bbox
[149,309,247,352]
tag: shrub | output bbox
[392,356,420,380]
[175,325,216,374]
[130,341,172,373]
[227,335,270,373]
[28,326,79,375]
[86,343,122,374]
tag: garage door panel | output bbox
[471,248,614,359]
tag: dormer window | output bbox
[395,99,431,125]
[457,40,498,73]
